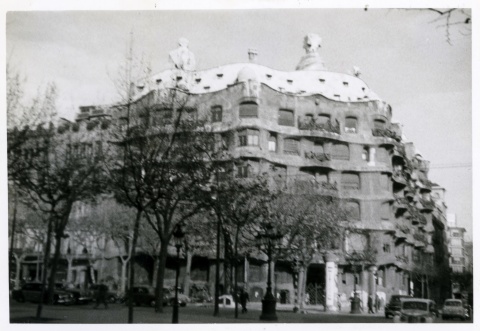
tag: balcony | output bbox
[304,151,331,162]
[298,118,340,134]
[392,170,407,186]
[394,197,409,211]
[419,198,435,212]
[372,128,401,142]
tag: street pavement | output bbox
[9,300,473,324]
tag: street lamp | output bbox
[256,222,283,321]
[348,252,361,314]
[172,222,185,324]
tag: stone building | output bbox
[9,35,452,309]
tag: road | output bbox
[9,301,473,324]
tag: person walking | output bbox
[94,282,109,309]
[367,295,374,314]
[240,288,249,313]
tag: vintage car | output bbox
[393,298,437,323]
[122,286,169,307]
[384,294,412,318]
[441,299,470,320]
[12,282,74,305]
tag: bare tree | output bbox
[8,121,104,317]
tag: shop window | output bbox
[278,109,294,126]
[211,106,223,122]
[239,101,258,118]
[345,117,357,133]
[284,138,299,155]
[238,129,259,147]
[268,134,277,152]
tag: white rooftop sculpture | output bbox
[296,33,327,71]
[169,37,196,71]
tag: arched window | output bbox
[317,114,331,125]
[238,129,259,147]
[278,109,294,126]
[239,101,258,118]
[345,116,357,133]
[211,105,223,122]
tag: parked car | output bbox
[58,283,93,305]
[168,293,189,307]
[123,286,169,307]
[384,294,412,318]
[191,291,213,303]
[393,298,437,323]
[441,299,470,320]
[90,284,119,304]
[12,282,74,305]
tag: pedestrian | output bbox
[94,282,109,309]
[240,288,249,313]
[375,294,380,313]
[368,295,374,314]
[337,293,342,311]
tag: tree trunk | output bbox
[120,258,128,294]
[47,232,63,305]
[36,217,53,319]
[183,249,192,297]
[298,266,306,311]
[152,255,159,288]
[234,229,239,319]
[127,210,143,323]
[154,239,169,313]
[66,257,73,283]
[14,253,24,290]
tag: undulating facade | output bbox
[9,35,453,310]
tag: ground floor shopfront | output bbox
[11,250,448,310]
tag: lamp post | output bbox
[257,223,283,321]
[172,223,185,324]
[349,252,361,314]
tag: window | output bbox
[313,142,324,154]
[377,147,389,162]
[284,138,299,155]
[278,109,294,126]
[238,129,259,147]
[317,114,331,124]
[211,106,223,122]
[346,201,360,220]
[362,147,369,161]
[237,165,249,178]
[331,143,349,160]
[239,101,258,118]
[345,117,357,133]
[381,203,391,220]
[342,173,360,190]
[383,243,391,253]
[380,173,390,190]
[374,119,386,130]
[268,134,277,152]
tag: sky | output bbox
[4,3,475,239]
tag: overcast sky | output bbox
[5,6,474,237]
